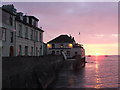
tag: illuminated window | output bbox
[60,44,64,48]
[47,44,52,48]
[68,44,73,48]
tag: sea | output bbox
[52,55,119,89]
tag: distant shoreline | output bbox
[86,55,119,57]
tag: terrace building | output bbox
[1,4,44,57]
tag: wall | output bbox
[2,10,16,57]
[47,43,82,58]
[15,21,43,56]
[2,55,64,88]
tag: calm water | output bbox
[53,55,119,89]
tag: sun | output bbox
[95,53,100,56]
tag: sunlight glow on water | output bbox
[53,55,118,88]
[85,55,118,88]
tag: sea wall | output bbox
[2,55,64,89]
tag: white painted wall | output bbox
[47,42,82,57]
[15,21,43,56]
[2,9,44,57]
[2,10,16,57]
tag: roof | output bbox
[29,16,39,21]
[2,8,16,16]
[16,18,44,32]
[47,35,75,43]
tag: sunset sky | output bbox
[2,2,118,55]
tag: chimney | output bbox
[69,34,72,39]
[2,4,17,14]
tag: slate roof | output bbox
[47,35,75,43]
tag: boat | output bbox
[105,55,108,57]
[88,55,91,57]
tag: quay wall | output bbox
[2,55,64,89]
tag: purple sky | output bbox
[2,2,118,55]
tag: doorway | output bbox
[9,46,14,56]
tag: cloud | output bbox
[2,2,117,44]
[111,34,118,37]
[96,34,104,37]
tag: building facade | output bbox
[47,35,84,58]
[1,4,44,57]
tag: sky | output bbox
[2,2,118,55]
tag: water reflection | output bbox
[53,56,118,88]
[94,56,102,89]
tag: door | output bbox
[9,46,14,56]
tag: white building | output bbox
[1,4,44,57]
[47,35,85,58]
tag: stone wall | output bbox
[2,55,64,89]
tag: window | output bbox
[60,50,63,55]
[18,24,22,37]
[31,29,33,40]
[56,51,59,55]
[19,45,22,55]
[25,27,28,39]
[34,20,36,27]
[36,31,38,41]
[75,51,78,55]
[9,16,13,26]
[39,33,42,42]
[51,51,55,55]
[25,46,28,56]
[36,47,38,56]
[47,44,52,48]
[60,44,64,48]
[10,32,13,43]
[34,31,38,41]
[39,46,42,56]
[2,28,6,41]
[67,51,70,56]
[31,47,33,56]
[2,47,3,56]
[52,44,55,48]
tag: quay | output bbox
[2,55,85,89]
[2,55,65,88]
